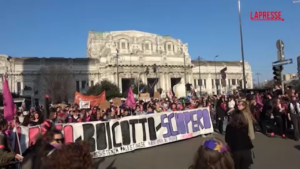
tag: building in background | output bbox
[0,30,253,102]
[87,30,192,95]
[283,73,297,81]
[191,60,253,95]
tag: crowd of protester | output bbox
[0,84,299,169]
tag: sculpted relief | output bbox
[88,31,191,66]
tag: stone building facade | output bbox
[0,30,253,102]
[192,60,253,95]
[87,30,193,94]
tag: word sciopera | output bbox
[12,108,213,158]
[250,11,284,21]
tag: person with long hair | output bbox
[287,95,300,141]
[225,110,254,169]
[216,96,227,134]
[41,141,92,169]
[0,116,23,165]
[30,112,42,126]
[188,138,234,169]
[271,98,285,138]
[237,100,255,140]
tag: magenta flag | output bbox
[126,87,136,108]
[2,75,15,121]
[256,93,263,106]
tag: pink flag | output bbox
[2,75,15,121]
[256,93,263,108]
[126,87,136,108]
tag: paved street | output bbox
[94,133,300,169]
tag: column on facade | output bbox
[159,73,165,91]
[119,75,122,93]
[79,80,82,93]
[14,81,18,94]
[188,73,192,84]
[21,81,24,95]
[206,74,213,94]
[142,74,147,85]
[165,73,171,91]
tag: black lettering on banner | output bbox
[129,119,138,143]
[96,123,106,150]
[120,121,130,145]
[82,124,96,152]
[105,122,112,149]
[139,118,147,141]
[112,122,121,147]
[147,117,157,140]
[75,136,82,143]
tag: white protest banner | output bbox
[12,108,213,158]
[79,101,90,109]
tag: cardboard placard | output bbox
[112,98,122,106]
[139,93,150,101]
[79,101,90,109]
[99,101,110,110]
[154,92,160,99]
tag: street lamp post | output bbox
[238,0,247,91]
[198,56,202,97]
[116,49,120,89]
[214,55,219,94]
[183,53,187,96]
[137,72,142,100]
[255,73,261,87]
[130,53,133,87]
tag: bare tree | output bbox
[37,65,75,103]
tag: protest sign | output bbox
[153,92,160,99]
[112,98,122,106]
[79,101,90,109]
[139,93,150,101]
[74,91,106,106]
[12,108,213,158]
[99,101,110,110]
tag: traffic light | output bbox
[273,66,283,81]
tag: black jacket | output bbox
[225,124,254,152]
[22,139,55,169]
[216,100,227,120]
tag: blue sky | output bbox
[0,0,299,81]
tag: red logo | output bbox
[250,11,284,21]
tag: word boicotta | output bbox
[13,108,214,158]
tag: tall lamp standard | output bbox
[214,55,219,94]
[238,0,247,90]
[255,73,261,88]
[116,49,120,89]
[198,56,202,97]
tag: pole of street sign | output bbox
[276,40,285,95]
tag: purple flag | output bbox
[3,75,15,121]
[126,87,136,108]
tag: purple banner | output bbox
[160,108,212,138]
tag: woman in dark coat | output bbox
[216,96,227,134]
[225,110,254,169]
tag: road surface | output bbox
[94,133,300,169]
